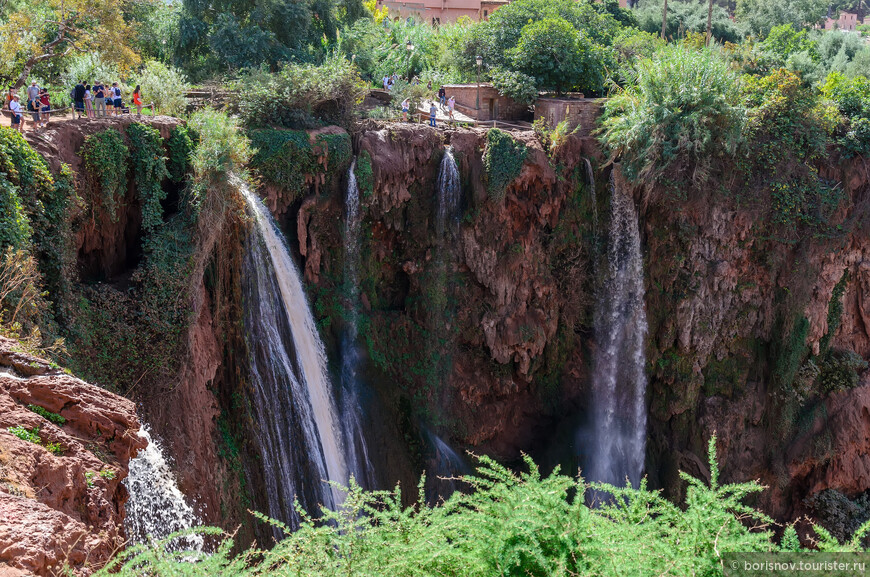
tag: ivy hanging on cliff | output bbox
[249,129,352,207]
[127,123,170,233]
[483,128,528,203]
[166,125,194,185]
[0,128,73,352]
[81,129,129,222]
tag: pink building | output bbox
[378,0,510,23]
[825,11,862,31]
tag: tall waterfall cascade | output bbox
[124,425,202,550]
[436,147,461,238]
[587,173,649,488]
[241,183,349,530]
[583,157,598,236]
[340,160,375,487]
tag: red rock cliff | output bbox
[0,337,145,576]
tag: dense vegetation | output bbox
[6,0,870,572]
[95,440,869,576]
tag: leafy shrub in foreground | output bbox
[94,437,870,577]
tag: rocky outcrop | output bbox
[26,116,183,281]
[0,337,144,576]
[642,153,870,524]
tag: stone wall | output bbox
[441,84,530,121]
[533,97,605,136]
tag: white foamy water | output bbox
[436,148,461,238]
[240,182,349,530]
[340,160,375,488]
[124,425,202,550]
[587,173,648,488]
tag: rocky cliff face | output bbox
[21,116,250,542]
[643,155,870,526]
[289,121,870,531]
[293,124,602,460]
[0,337,145,576]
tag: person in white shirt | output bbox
[9,95,23,132]
[84,84,94,118]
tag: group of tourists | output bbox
[400,88,455,127]
[4,82,52,132]
[4,79,147,132]
[70,80,145,119]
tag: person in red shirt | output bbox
[133,85,143,116]
[39,89,51,127]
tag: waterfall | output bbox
[424,432,470,504]
[436,147,461,238]
[583,157,598,236]
[124,425,202,550]
[587,172,648,488]
[240,183,349,532]
[340,160,375,488]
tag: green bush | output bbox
[0,179,30,251]
[741,69,836,232]
[233,55,367,129]
[134,60,189,116]
[26,404,66,425]
[188,109,252,178]
[127,123,170,232]
[819,349,868,393]
[166,125,194,184]
[821,72,870,158]
[600,45,745,185]
[489,69,538,106]
[482,128,527,203]
[93,437,870,576]
[249,129,352,206]
[8,425,41,444]
[81,129,130,222]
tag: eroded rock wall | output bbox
[0,337,145,576]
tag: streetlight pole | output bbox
[476,55,482,118]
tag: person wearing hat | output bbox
[9,94,23,132]
[26,80,40,124]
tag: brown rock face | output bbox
[0,337,144,576]
[26,116,183,280]
[295,123,597,458]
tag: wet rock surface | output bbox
[0,337,144,576]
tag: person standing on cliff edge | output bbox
[9,95,23,133]
[72,80,86,119]
[429,101,437,127]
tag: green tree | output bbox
[176,0,368,78]
[736,0,828,36]
[635,0,745,43]
[0,0,140,87]
[507,18,611,95]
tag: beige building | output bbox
[378,0,510,23]
[825,11,863,31]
